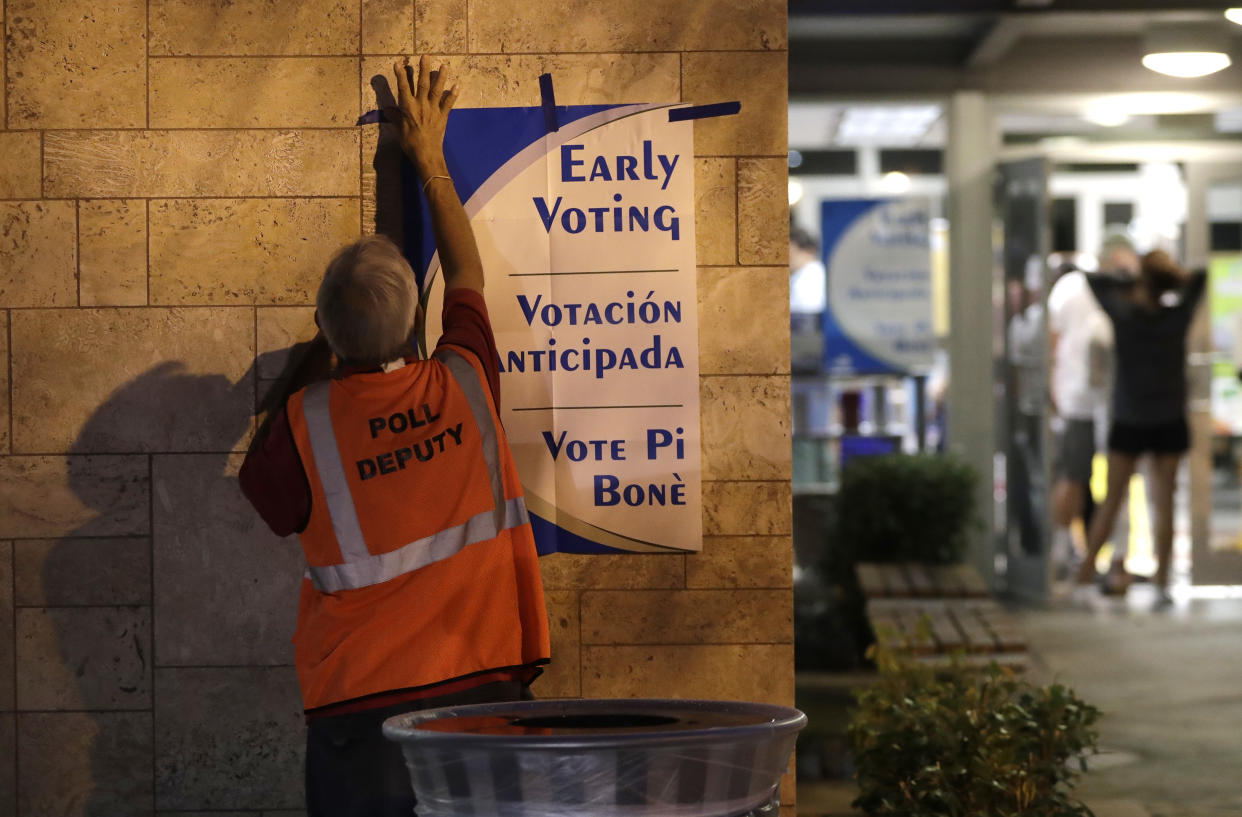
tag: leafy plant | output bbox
[834,454,979,567]
[848,641,1100,817]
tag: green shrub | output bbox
[848,643,1100,817]
[835,454,978,567]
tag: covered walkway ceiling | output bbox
[789,1,1242,156]
[790,1,1242,98]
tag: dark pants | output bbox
[305,680,529,817]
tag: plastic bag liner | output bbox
[382,698,806,817]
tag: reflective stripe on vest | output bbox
[300,350,527,594]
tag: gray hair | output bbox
[317,235,418,364]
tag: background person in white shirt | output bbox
[790,227,830,435]
[1048,236,1139,587]
[790,226,827,318]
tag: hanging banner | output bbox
[410,102,701,554]
[820,198,935,376]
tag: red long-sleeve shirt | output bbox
[240,288,503,537]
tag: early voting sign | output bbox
[413,101,701,554]
[820,199,934,376]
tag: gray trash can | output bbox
[383,698,806,817]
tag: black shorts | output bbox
[1108,417,1189,456]
[1055,418,1095,483]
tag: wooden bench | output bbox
[857,562,1029,670]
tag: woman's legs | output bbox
[1147,452,1183,591]
[1078,451,1138,583]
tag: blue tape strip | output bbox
[668,101,741,122]
[539,73,558,133]
[357,109,387,126]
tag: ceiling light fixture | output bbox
[879,172,912,195]
[1083,106,1131,127]
[835,105,941,147]
[788,179,804,207]
[1142,24,1232,78]
[1143,51,1232,78]
[1226,8,1242,25]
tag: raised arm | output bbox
[1180,268,1208,313]
[1085,271,1130,319]
[388,57,484,295]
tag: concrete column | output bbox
[945,92,998,588]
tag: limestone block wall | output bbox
[0,1,790,812]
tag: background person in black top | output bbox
[1077,250,1207,604]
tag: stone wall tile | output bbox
[150,0,357,55]
[539,552,683,590]
[582,644,794,702]
[0,132,41,198]
[153,455,302,666]
[738,159,788,266]
[0,201,77,307]
[79,200,147,307]
[703,481,790,536]
[362,53,680,109]
[150,199,359,305]
[698,267,788,375]
[365,0,414,54]
[360,123,409,241]
[16,606,151,710]
[11,308,254,453]
[695,158,736,266]
[468,0,784,52]
[257,379,284,415]
[19,711,152,816]
[155,667,303,810]
[700,376,790,481]
[0,714,13,816]
[0,456,150,539]
[6,0,145,128]
[686,536,792,589]
[150,58,360,128]
[257,307,318,379]
[582,589,791,645]
[416,0,467,53]
[539,590,580,698]
[0,312,8,452]
[361,125,380,236]
[15,538,151,607]
[0,543,11,710]
[0,1,5,128]
[684,52,787,156]
[44,130,360,198]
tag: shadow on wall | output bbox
[31,357,308,813]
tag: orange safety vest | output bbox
[284,346,549,711]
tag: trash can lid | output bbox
[384,698,806,751]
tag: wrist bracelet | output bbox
[422,174,451,194]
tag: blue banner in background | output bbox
[820,198,934,376]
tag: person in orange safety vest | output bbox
[239,57,550,817]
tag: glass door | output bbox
[1185,162,1242,586]
[994,157,1053,603]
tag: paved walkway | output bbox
[796,585,1242,817]
[1017,586,1242,817]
